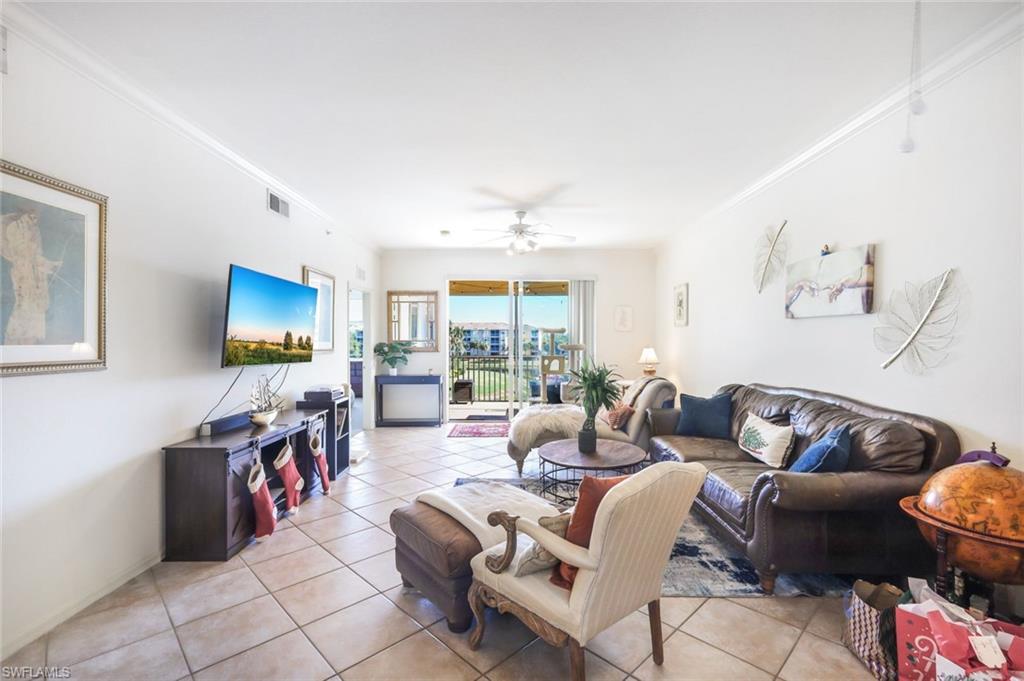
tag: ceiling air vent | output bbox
[267,189,290,218]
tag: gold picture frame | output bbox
[1,159,107,376]
[302,265,336,352]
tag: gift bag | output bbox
[896,580,1024,681]
[897,603,940,681]
[843,580,906,681]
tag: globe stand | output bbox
[934,528,950,598]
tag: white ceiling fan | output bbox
[472,210,577,255]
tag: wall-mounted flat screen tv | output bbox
[222,264,318,367]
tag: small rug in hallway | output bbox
[449,423,510,438]
[454,477,850,598]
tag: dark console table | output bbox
[375,374,444,427]
[163,408,327,561]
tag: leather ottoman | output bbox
[390,501,481,632]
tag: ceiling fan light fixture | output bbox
[480,210,570,255]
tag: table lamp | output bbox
[638,347,659,376]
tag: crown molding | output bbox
[0,1,374,247]
[696,4,1023,226]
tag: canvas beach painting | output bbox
[785,244,875,319]
[1,160,107,376]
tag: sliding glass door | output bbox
[448,279,569,421]
[509,281,570,416]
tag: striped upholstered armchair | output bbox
[466,462,706,681]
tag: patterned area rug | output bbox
[454,477,850,598]
[448,423,510,438]
[664,514,850,597]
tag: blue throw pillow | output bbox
[789,426,852,473]
[674,393,732,439]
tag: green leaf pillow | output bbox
[738,412,794,468]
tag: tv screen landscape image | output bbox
[222,265,318,367]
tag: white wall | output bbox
[654,45,1023,465]
[0,32,379,655]
[379,248,657,382]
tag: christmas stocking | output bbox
[247,462,277,538]
[273,443,304,513]
[310,427,331,494]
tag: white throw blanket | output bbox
[508,403,619,452]
[416,481,559,550]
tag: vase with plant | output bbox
[374,341,412,376]
[569,359,622,454]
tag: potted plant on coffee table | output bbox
[569,359,622,454]
[374,341,413,376]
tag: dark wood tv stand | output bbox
[163,408,327,561]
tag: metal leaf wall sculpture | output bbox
[752,220,789,293]
[874,268,959,374]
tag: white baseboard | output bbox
[2,550,164,660]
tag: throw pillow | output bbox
[738,412,795,468]
[597,401,635,431]
[606,402,635,430]
[789,426,852,473]
[511,513,572,577]
[674,393,732,439]
[551,475,629,590]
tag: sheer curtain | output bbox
[569,280,596,364]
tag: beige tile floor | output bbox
[3,427,873,681]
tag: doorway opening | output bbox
[347,288,366,434]
[447,280,570,422]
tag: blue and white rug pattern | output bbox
[665,514,849,597]
[455,477,849,598]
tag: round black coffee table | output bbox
[538,438,647,504]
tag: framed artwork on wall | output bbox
[303,266,335,351]
[1,160,107,376]
[673,284,689,327]
[785,244,875,319]
[613,305,633,332]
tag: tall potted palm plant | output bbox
[569,359,622,454]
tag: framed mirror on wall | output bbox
[387,290,438,352]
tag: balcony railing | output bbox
[449,355,543,403]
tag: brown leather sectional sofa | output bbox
[647,383,960,593]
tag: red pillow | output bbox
[550,475,629,590]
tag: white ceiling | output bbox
[24,1,1012,250]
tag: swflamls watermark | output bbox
[1,667,71,679]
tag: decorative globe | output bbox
[900,458,1024,585]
